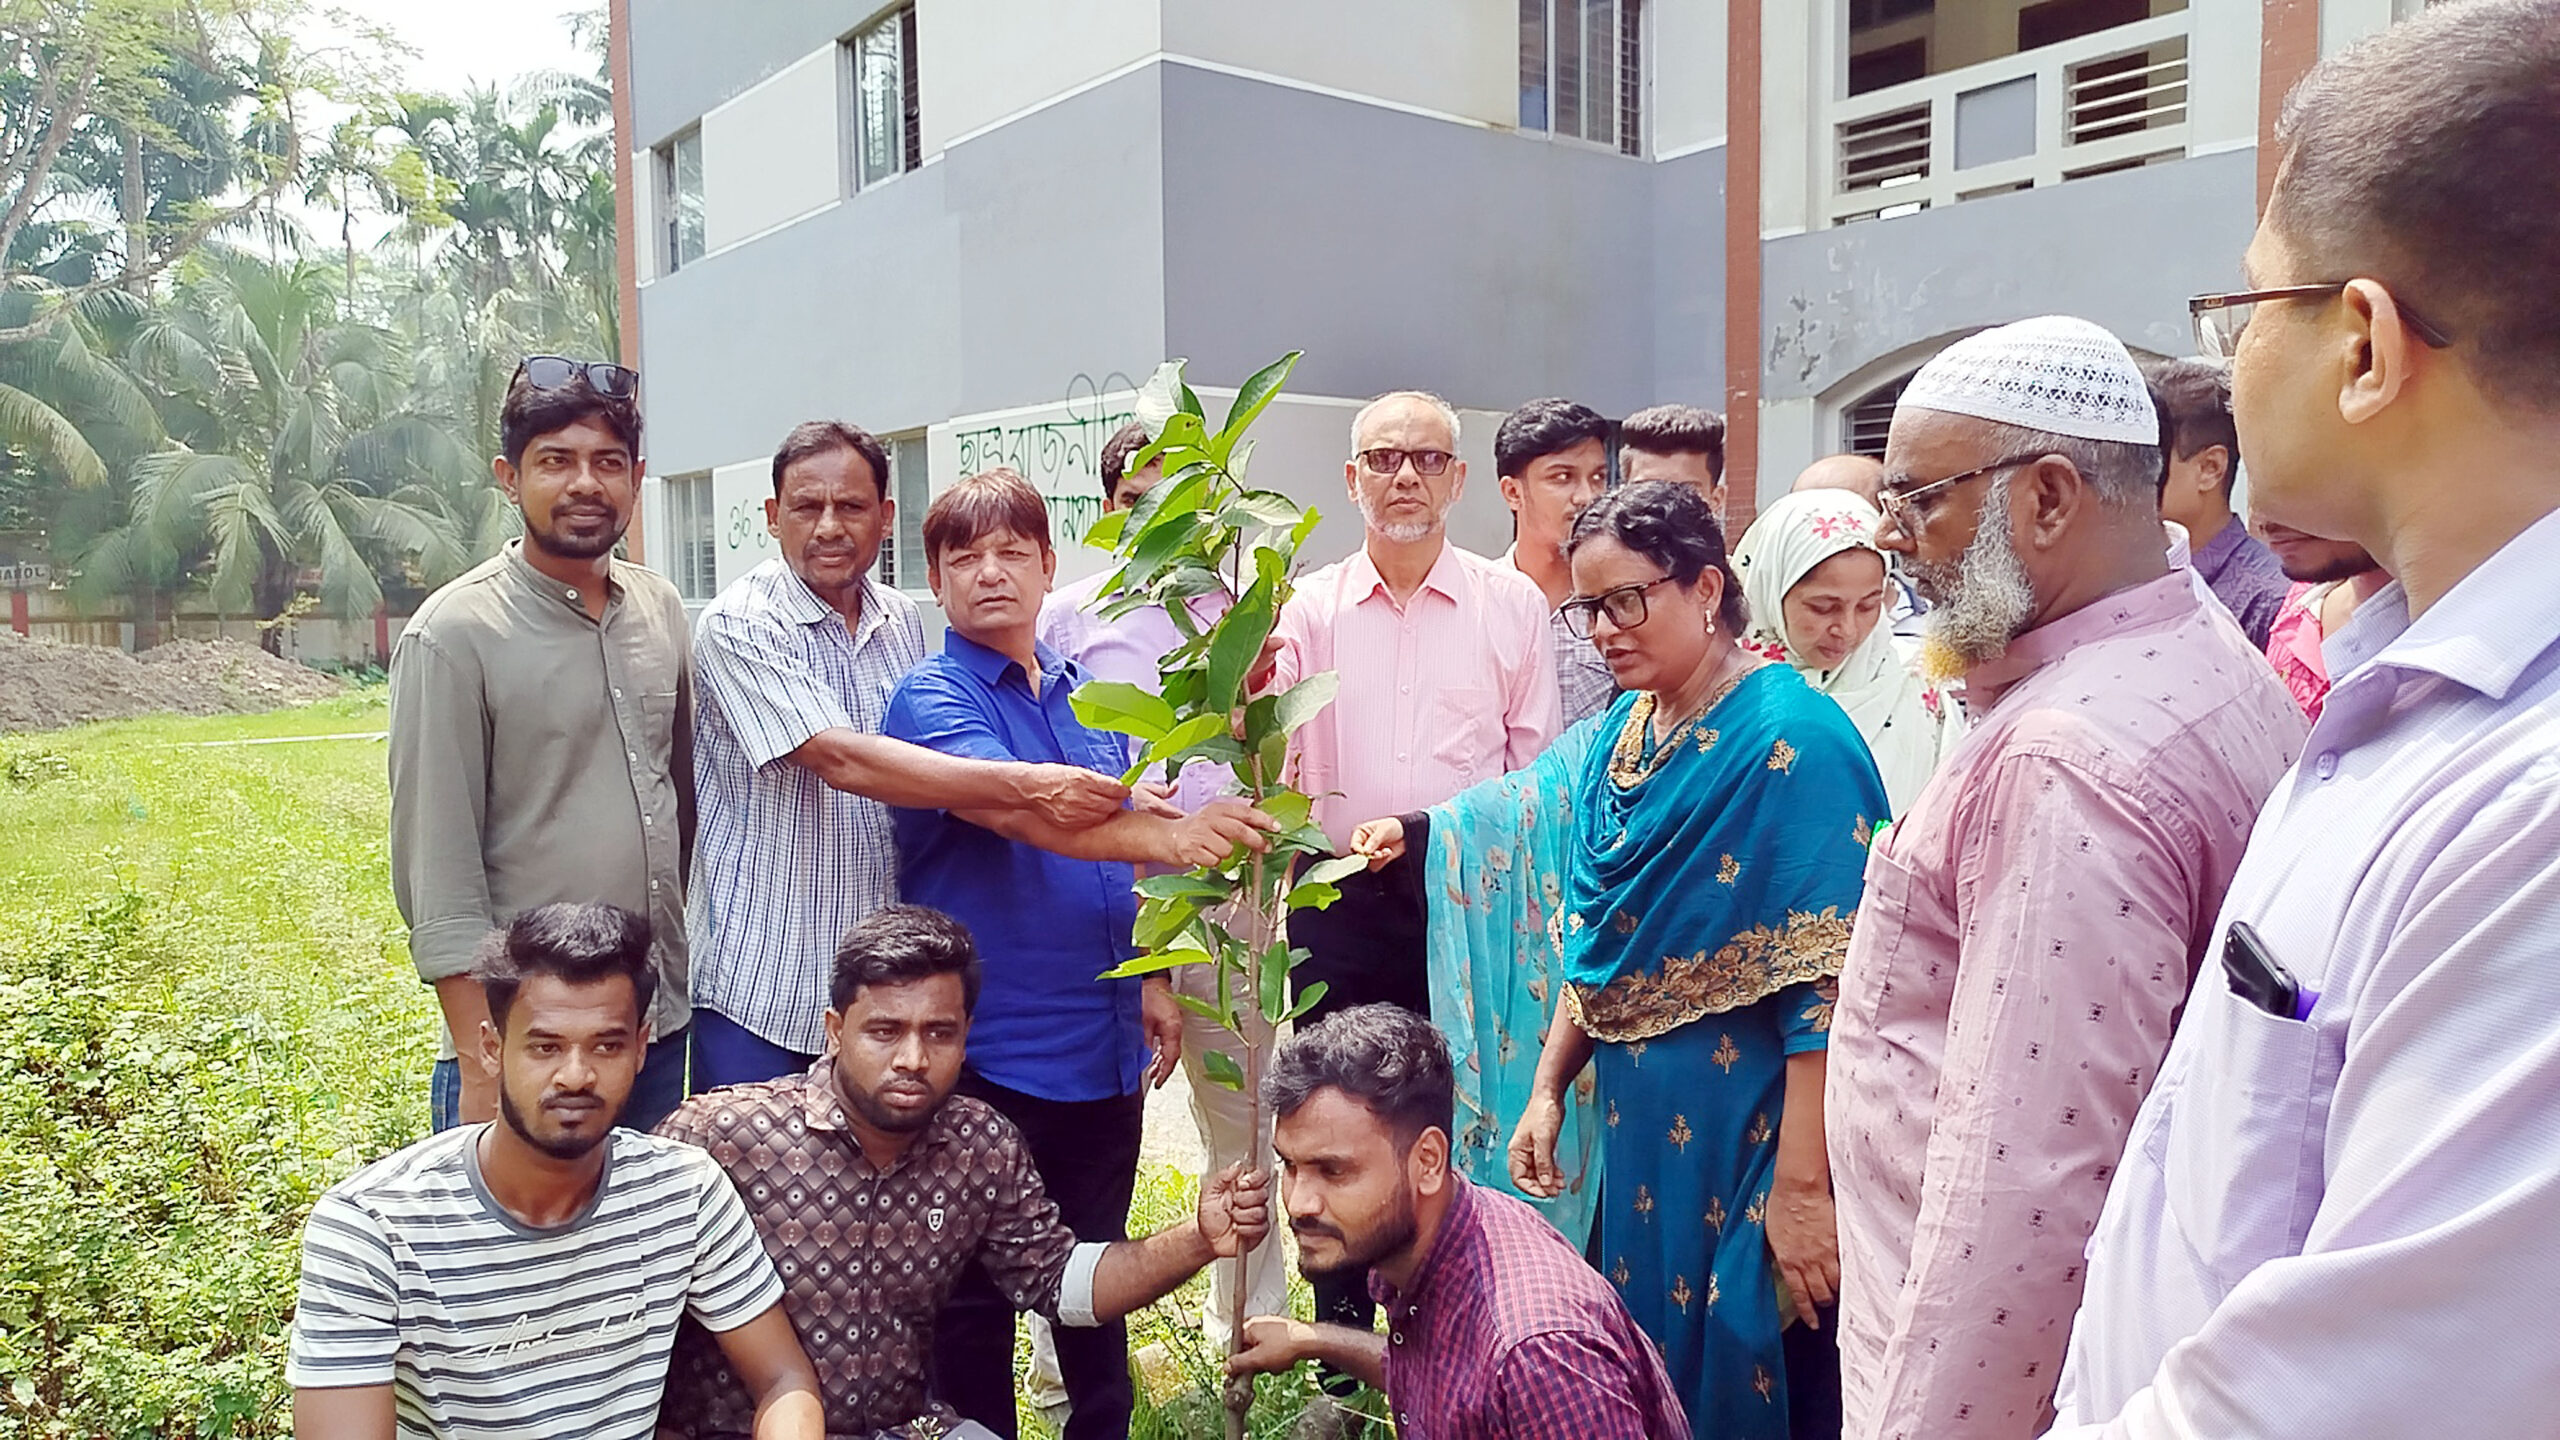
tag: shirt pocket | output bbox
[2156,990,2324,1288]
[1427,686,1505,783]
[1840,825,1922,1038]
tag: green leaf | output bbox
[1223,489,1303,528]
[1204,572,1278,715]
[1136,872,1230,902]
[1201,1048,1247,1091]
[1302,854,1370,887]
[1069,681,1178,741]
[1134,895,1206,950]
[1281,879,1340,911]
[1083,508,1129,552]
[1258,790,1313,831]
[1128,466,1214,539]
[1221,351,1300,441]
[1287,980,1331,1021]
[1289,508,1322,552]
[1172,991,1229,1027]
[1273,672,1339,736]
[1099,948,1214,980]
[1179,381,1206,419]
[1145,711,1231,765]
[1258,939,1293,1023]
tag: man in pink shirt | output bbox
[1826,317,2303,1440]
[1268,388,1560,1387]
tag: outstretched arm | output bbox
[292,1387,392,1440]
[796,728,1129,827]
[709,1305,826,1440]
[1227,1317,1387,1393]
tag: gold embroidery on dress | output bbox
[1670,1275,1694,1313]
[1634,1184,1655,1220]
[1747,1112,1773,1146]
[1611,1256,1632,1288]
[1607,1099,1621,1129]
[1767,738,1798,773]
[1711,1034,1741,1073]
[1800,976,1839,1033]
[1605,663,1764,789]
[1708,1273,1722,1310]
[1612,910,1640,934]
[1565,907,1856,1042]
[1704,1195,1726,1233]
[1626,1039,1648,1067]
[1745,1191,1768,1228]
[1717,853,1741,885]
[1754,1365,1776,1402]
[1853,815,1875,848]
[1668,1114,1693,1152]
[1694,727,1720,753]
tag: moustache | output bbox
[1290,1218,1344,1241]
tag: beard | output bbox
[499,1082,613,1161]
[524,506,629,559]
[1909,474,2039,676]
[1293,1188,1420,1280]
[1358,489,1443,545]
[838,1069,946,1135]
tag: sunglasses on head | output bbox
[513,355,640,399]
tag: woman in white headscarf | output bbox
[1732,489,1961,816]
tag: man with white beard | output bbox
[1823,317,2304,1440]
[1264,389,1560,1423]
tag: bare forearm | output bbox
[1089,1222,1217,1321]
[796,729,1042,810]
[1776,1050,1830,1193]
[433,977,498,1123]
[1529,998,1594,1102]
[1293,1323,1389,1392]
[955,805,1173,864]
[748,1381,823,1440]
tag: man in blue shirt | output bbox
[886,466,1272,1440]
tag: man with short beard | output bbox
[1824,317,2303,1440]
[391,358,696,1134]
[1493,398,1618,725]
[657,905,1270,1440]
[2252,519,2388,723]
[288,904,826,1440]
[1226,1004,1688,1439]
[1265,391,1560,1393]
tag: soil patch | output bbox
[0,634,342,733]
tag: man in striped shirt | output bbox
[288,904,823,1440]
[688,422,1133,1091]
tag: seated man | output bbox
[656,904,1271,1440]
[1229,1004,1689,1440]
[287,904,823,1440]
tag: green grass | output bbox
[0,694,1380,1439]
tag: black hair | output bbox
[1493,398,1611,479]
[1098,421,1153,501]
[772,420,892,500]
[2272,0,2560,412]
[829,904,983,1015]
[475,902,657,1032]
[1618,404,1728,481]
[500,367,643,469]
[2142,358,2239,486]
[1263,1003,1455,1151]
[1568,478,1748,633]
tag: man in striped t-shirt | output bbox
[288,904,823,1440]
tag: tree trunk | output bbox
[118,124,148,296]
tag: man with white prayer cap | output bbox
[1825,315,2305,1440]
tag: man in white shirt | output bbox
[2049,6,2560,1435]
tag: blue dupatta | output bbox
[1423,716,1603,1248]
[1563,664,1888,1042]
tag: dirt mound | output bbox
[0,633,343,733]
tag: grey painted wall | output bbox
[628,0,863,147]
[634,69,1168,476]
[1759,146,2258,403]
[1158,62,1661,418]
[1648,143,1728,411]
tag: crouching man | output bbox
[1228,1004,1689,1439]
[656,905,1270,1440]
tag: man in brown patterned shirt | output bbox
[657,905,1269,1440]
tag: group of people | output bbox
[293,7,2560,1439]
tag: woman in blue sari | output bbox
[1511,481,1888,1440]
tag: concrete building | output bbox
[606,0,2450,605]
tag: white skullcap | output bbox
[1896,315,2159,445]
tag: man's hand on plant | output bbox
[1348,816,1406,870]
[1242,635,1287,697]
[1140,977,1184,1087]
[1197,1161,1271,1258]
[1227,1316,1317,1376]
[1129,779,1186,819]
[1159,797,1277,867]
[1022,764,1130,828]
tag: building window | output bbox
[1843,375,1912,458]
[877,433,929,591]
[665,471,717,600]
[846,4,921,191]
[1519,0,1644,158]
[657,129,704,271]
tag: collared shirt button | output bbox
[643,815,654,826]
[566,589,579,602]
[627,750,638,763]
[612,687,623,699]
[2315,751,2339,779]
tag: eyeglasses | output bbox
[1358,447,1454,478]
[2188,284,2455,361]
[512,355,641,398]
[1559,576,1675,639]
[1876,452,2049,530]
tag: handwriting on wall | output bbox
[952,371,1137,547]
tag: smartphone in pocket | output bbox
[2221,920,2316,1021]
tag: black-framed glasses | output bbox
[1358,447,1454,478]
[2188,284,2455,361]
[513,355,641,399]
[1559,576,1675,639]
[1876,452,2049,530]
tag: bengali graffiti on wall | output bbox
[951,371,1139,547]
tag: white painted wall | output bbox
[2320,0,2399,55]
[1163,0,1514,128]
[700,47,843,252]
[1652,0,1730,157]
[2188,0,2262,155]
[1761,0,1820,237]
[917,0,1160,151]
[711,460,781,593]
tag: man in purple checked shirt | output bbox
[1229,1004,1689,1440]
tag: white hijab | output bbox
[1731,490,1960,817]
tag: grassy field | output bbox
[0,695,1364,1439]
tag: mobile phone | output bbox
[2221,920,2314,1020]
